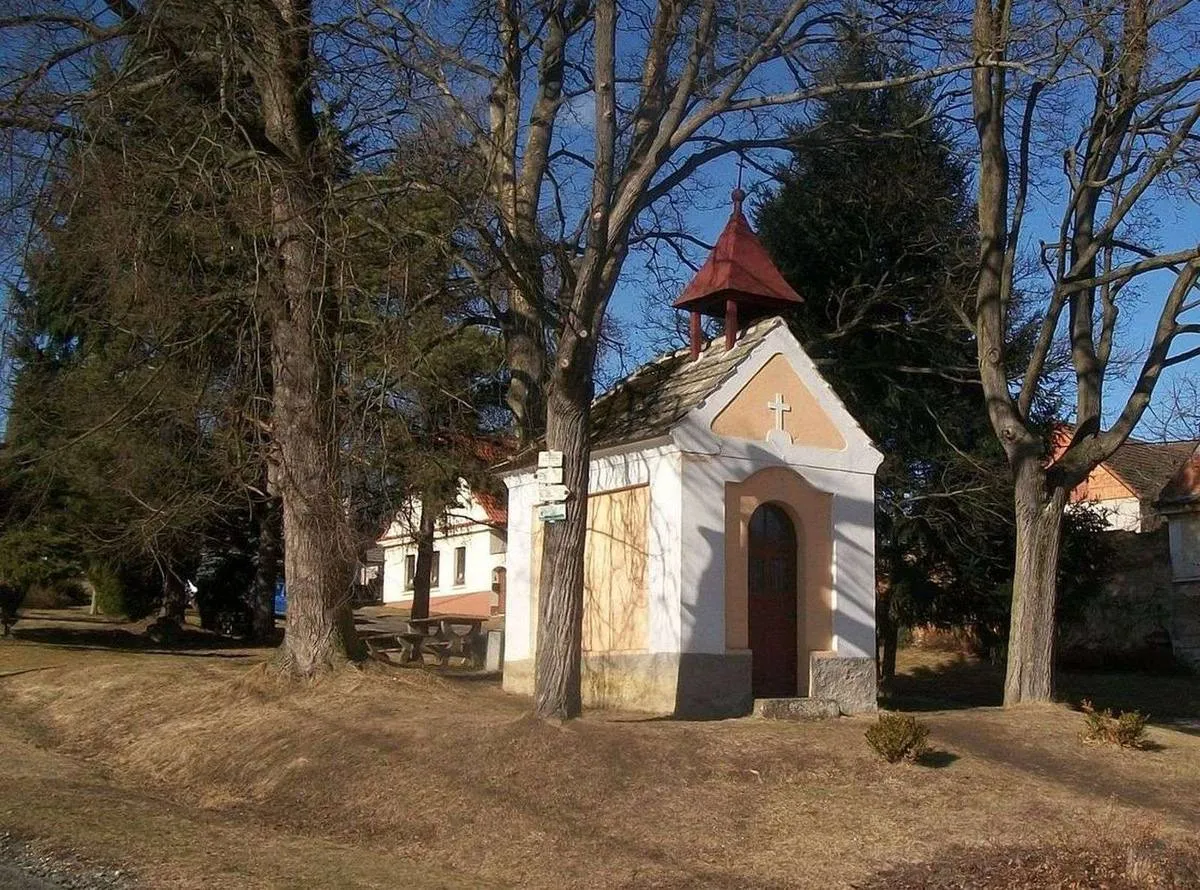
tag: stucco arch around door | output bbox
[725,466,833,695]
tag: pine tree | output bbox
[757,41,1110,675]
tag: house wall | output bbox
[380,523,505,611]
[1167,512,1200,668]
[1059,528,1175,667]
[1068,461,1144,532]
[1168,513,1200,582]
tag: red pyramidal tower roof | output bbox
[673,188,802,314]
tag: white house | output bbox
[378,479,508,617]
[498,191,883,718]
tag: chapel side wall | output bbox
[829,471,876,660]
[501,477,537,696]
[502,445,684,706]
[582,484,650,653]
[679,452,728,655]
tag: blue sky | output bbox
[3,4,1199,445]
[606,146,1200,442]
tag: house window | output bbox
[454,546,466,586]
[430,551,440,589]
[490,529,507,555]
[404,554,416,590]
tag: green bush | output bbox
[1080,699,1149,749]
[865,713,930,763]
[0,526,80,594]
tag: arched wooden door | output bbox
[748,503,798,697]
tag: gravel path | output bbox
[0,833,134,889]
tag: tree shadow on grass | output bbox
[1057,669,1200,725]
[883,650,1199,727]
[915,748,959,768]
[881,653,1005,712]
[11,624,269,658]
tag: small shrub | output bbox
[865,713,930,763]
[1080,699,1149,749]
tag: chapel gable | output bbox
[711,353,846,450]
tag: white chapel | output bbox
[500,190,883,717]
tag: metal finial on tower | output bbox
[732,155,746,211]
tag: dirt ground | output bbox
[1,610,1198,889]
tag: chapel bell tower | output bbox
[673,188,803,358]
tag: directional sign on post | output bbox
[538,483,569,503]
[536,451,568,522]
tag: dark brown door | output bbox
[748,503,798,697]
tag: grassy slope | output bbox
[0,632,1198,888]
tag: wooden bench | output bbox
[407,616,487,669]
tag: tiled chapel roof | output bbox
[499,317,782,470]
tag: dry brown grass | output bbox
[1,630,1199,888]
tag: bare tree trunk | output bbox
[1004,460,1067,704]
[505,284,547,444]
[160,569,188,626]
[410,497,437,621]
[249,493,281,642]
[534,371,591,720]
[250,0,362,675]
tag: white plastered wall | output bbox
[501,443,684,664]
[672,321,882,661]
[377,483,505,606]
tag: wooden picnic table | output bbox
[403,615,487,668]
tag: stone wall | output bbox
[1172,580,1200,670]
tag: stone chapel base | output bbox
[502,651,876,718]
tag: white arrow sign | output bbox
[536,466,563,485]
[538,483,569,503]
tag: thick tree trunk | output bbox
[269,255,362,672]
[410,498,437,622]
[251,0,362,675]
[1004,461,1068,704]
[249,494,282,642]
[534,360,593,720]
[505,284,547,443]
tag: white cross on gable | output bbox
[767,392,791,431]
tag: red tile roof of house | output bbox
[1056,424,1199,503]
[1105,439,1198,501]
[474,488,508,527]
[673,189,802,314]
